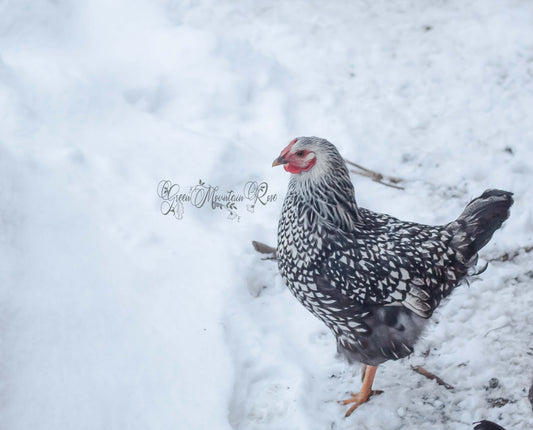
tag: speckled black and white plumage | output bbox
[276,137,513,366]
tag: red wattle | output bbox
[284,164,303,174]
[284,157,316,174]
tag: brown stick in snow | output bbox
[251,241,277,260]
[487,245,533,263]
[411,365,454,390]
[345,159,405,190]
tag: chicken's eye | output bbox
[295,150,305,157]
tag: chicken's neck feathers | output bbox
[289,161,361,232]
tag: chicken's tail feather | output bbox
[449,189,513,266]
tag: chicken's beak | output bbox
[272,156,288,167]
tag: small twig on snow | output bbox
[345,159,405,190]
[487,245,533,263]
[251,240,277,260]
[484,323,511,338]
[411,365,454,390]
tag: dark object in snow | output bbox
[251,240,277,259]
[529,378,533,411]
[487,397,513,408]
[272,137,513,416]
[488,378,499,389]
[473,420,507,430]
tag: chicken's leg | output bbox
[340,365,380,417]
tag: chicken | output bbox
[272,137,513,416]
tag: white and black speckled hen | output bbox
[273,137,513,416]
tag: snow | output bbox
[1,0,533,429]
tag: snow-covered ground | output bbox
[1,1,533,429]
